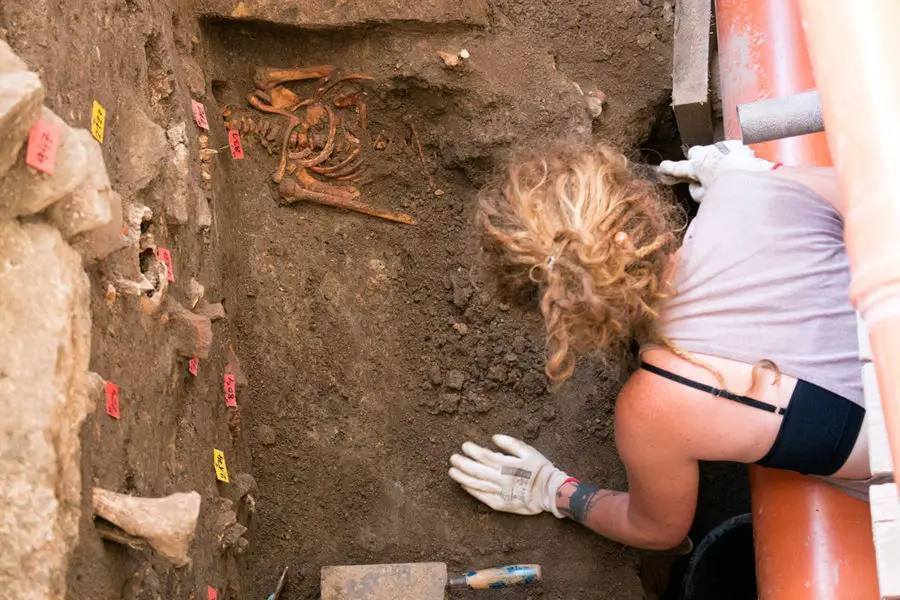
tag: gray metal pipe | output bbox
[737,90,824,144]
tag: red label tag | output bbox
[192,100,209,130]
[157,248,174,282]
[189,357,199,376]
[228,129,245,159]
[25,119,60,175]
[105,381,120,419]
[207,586,217,600]
[224,374,237,407]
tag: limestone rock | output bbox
[159,121,192,225]
[226,344,247,387]
[0,106,88,220]
[198,302,226,321]
[45,130,113,239]
[0,218,92,600]
[187,278,205,308]
[0,40,28,74]
[181,55,206,98]
[118,109,167,192]
[196,192,212,233]
[68,190,128,263]
[167,299,213,359]
[0,68,43,181]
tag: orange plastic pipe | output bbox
[715,1,880,598]
[801,0,900,498]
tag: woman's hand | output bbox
[448,434,571,518]
[658,140,775,201]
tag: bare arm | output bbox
[553,378,699,550]
[772,166,844,217]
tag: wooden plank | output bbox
[672,0,714,146]
[322,563,448,600]
[871,483,900,599]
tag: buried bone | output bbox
[92,488,201,566]
[279,177,414,225]
[253,65,334,90]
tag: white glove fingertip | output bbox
[492,434,532,458]
[462,440,513,467]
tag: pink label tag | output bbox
[228,129,244,159]
[105,381,120,419]
[207,586,217,600]
[192,100,209,130]
[224,374,237,407]
[25,119,60,175]
[189,358,199,377]
[157,248,174,281]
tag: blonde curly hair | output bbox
[478,143,685,382]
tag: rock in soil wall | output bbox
[0,219,93,600]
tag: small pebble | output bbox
[452,322,469,335]
[434,189,445,197]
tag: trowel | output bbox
[321,563,541,599]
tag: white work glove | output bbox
[658,140,775,201]
[448,434,571,518]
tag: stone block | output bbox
[0,107,87,218]
[167,299,213,359]
[45,130,113,239]
[196,192,212,232]
[199,302,226,322]
[68,190,127,264]
[0,69,44,181]
[118,108,167,192]
[226,344,247,387]
[164,143,191,225]
[0,40,28,74]
[321,563,448,600]
[0,218,92,600]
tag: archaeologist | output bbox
[447,141,870,550]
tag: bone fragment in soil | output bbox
[279,178,415,225]
[92,488,201,566]
[253,65,334,90]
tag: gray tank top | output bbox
[652,170,863,405]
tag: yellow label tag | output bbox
[91,101,106,144]
[213,449,229,482]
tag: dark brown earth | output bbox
[0,1,748,599]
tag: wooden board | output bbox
[321,563,448,600]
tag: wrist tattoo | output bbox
[567,484,622,523]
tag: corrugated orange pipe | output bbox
[715,1,880,598]
[801,0,900,497]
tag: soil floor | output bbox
[0,0,749,599]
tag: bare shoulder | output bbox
[615,369,696,452]
[615,360,777,463]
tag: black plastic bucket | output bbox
[679,513,757,600]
